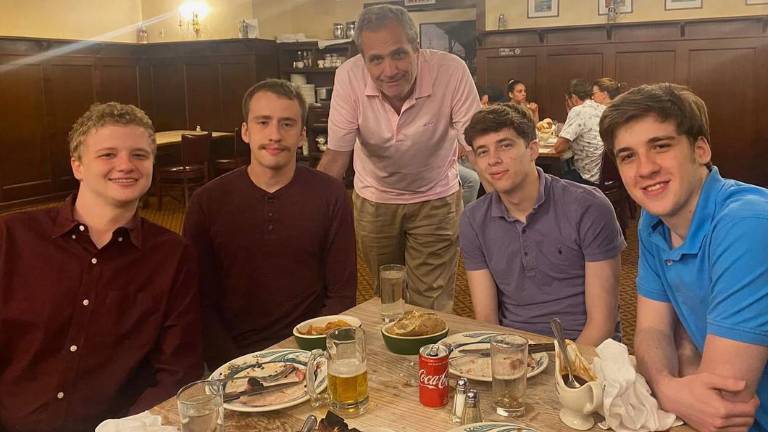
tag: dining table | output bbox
[155,130,234,147]
[150,298,692,431]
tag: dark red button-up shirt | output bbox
[0,196,203,432]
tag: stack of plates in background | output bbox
[299,83,316,104]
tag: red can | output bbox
[418,344,450,408]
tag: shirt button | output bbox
[665,259,673,266]
[82,299,90,306]
[117,236,124,242]
[524,251,529,256]
[91,258,98,264]
[267,225,273,231]
[69,345,78,352]
[57,392,64,399]
[71,234,76,239]
[79,225,85,232]
[522,228,527,234]
[268,213,273,217]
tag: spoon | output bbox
[550,318,581,389]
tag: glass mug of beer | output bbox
[306,326,369,417]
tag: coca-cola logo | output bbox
[418,369,448,389]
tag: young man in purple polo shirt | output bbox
[0,103,202,432]
[459,103,625,346]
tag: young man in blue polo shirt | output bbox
[601,83,768,432]
[459,103,625,346]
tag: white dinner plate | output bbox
[209,348,326,413]
[449,422,538,432]
[441,331,549,382]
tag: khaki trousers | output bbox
[352,189,462,313]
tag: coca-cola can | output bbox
[418,344,450,408]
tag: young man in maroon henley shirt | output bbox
[0,103,203,432]
[183,80,357,369]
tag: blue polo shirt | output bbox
[460,168,625,339]
[636,167,768,432]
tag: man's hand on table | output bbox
[655,372,759,432]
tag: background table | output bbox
[155,130,234,147]
[151,298,691,431]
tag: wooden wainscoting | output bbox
[0,37,277,211]
[477,17,768,187]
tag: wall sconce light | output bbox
[178,1,209,38]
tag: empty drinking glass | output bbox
[177,380,224,432]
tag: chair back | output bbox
[180,132,211,166]
[598,150,622,189]
[234,127,250,158]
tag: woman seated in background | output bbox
[506,79,540,123]
[591,78,627,106]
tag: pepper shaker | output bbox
[461,389,483,425]
[450,377,469,423]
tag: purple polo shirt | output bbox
[459,168,625,339]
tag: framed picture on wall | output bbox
[599,0,633,15]
[528,0,559,18]
[665,0,702,10]
[746,0,768,4]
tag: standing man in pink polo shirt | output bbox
[317,4,480,312]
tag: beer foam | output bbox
[329,358,366,378]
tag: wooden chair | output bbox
[154,132,211,210]
[212,127,249,177]
[597,150,629,235]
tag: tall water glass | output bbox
[177,379,224,432]
[491,334,528,417]
[307,326,369,417]
[379,264,406,323]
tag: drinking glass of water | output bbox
[379,264,406,323]
[177,380,224,432]
[491,334,528,417]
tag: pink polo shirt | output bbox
[328,49,480,204]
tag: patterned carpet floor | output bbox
[3,196,639,350]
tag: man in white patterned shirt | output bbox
[555,78,606,185]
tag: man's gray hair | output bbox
[353,4,419,50]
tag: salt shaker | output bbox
[461,389,483,425]
[497,13,507,30]
[450,377,468,423]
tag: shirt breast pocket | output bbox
[539,241,584,279]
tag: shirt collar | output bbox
[490,167,548,221]
[364,51,433,99]
[51,193,143,248]
[642,166,723,257]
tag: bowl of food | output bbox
[381,310,449,355]
[293,315,362,351]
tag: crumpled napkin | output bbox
[95,411,178,432]
[592,339,683,432]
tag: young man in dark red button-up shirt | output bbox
[0,103,203,432]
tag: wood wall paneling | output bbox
[688,47,759,185]
[149,62,188,131]
[0,63,47,203]
[0,37,278,209]
[477,18,768,187]
[96,62,139,105]
[220,62,254,131]
[484,54,537,102]
[185,62,222,131]
[615,50,676,87]
[42,62,94,191]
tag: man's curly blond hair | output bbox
[68,102,156,161]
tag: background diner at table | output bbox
[1,1,767,431]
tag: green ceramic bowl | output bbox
[381,322,449,355]
[293,315,362,351]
